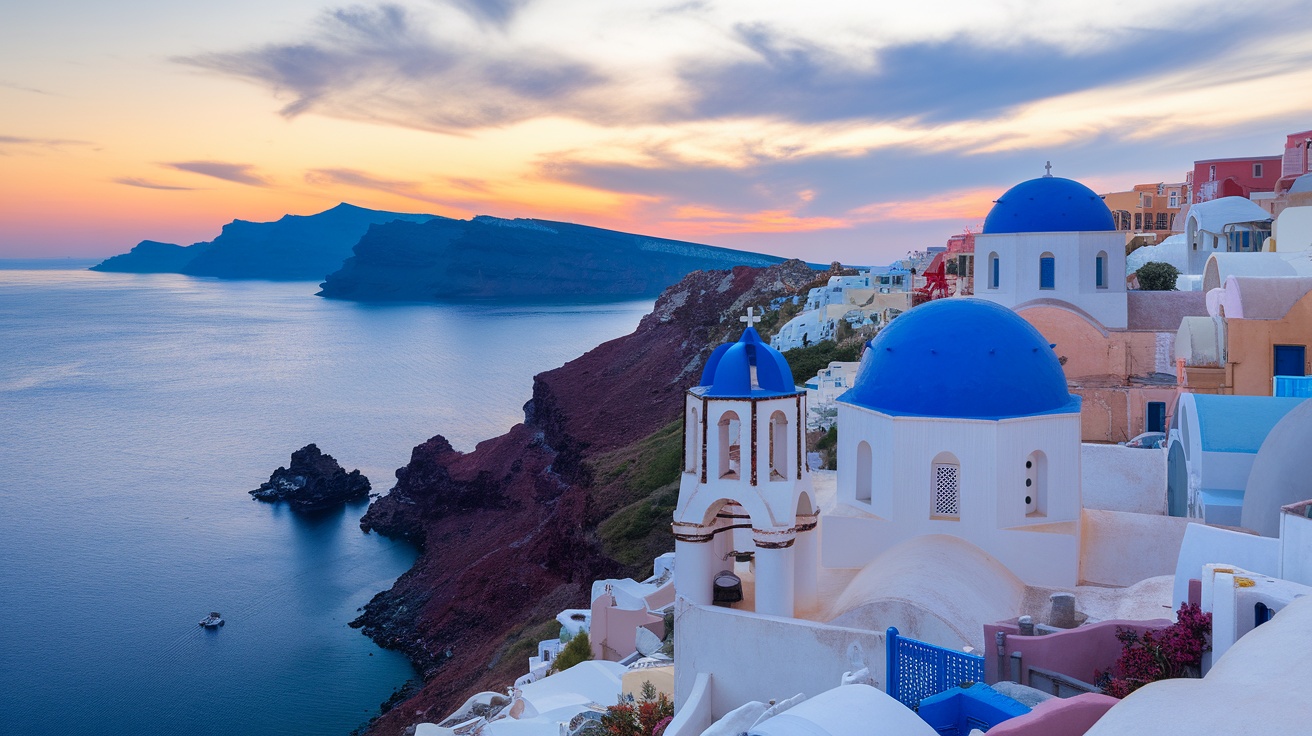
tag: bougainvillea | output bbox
[600,681,674,736]
[1096,602,1212,698]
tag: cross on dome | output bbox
[1044,161,1053,177]
[740,306,762,328]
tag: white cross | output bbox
[740,306,762,328]
[1044,161,1053,177]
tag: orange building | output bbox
[1100,182,1185,244]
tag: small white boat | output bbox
[199,612,225,628]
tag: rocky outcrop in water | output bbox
[250,444,371,511]
[352,260,819,735]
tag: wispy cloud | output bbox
[305,167,450,205]
[448,0,530,28]
[0,81,52,96]
[113,177,199,191]
[176,4,607,132]
[163,161,270,186]
[0,134,91,153]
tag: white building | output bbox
[1183,196,1273,275]
[771,271,907,351]
[803,360,861,430]
[972,174,1130,330]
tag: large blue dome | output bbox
[840,299,1078,420]
[699,326,798,397]
[982,176,1115,234]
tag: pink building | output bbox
[1187,154,1282,204]
[1276,129,1312,195]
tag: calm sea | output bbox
[0,262,650,736]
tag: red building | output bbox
[1276,129,1312,194]
[1187,154,1282,204]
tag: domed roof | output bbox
[982,176,1115,234]
[840,299,1078,419]
[1241,399,1312,537]
[698,326,798,397]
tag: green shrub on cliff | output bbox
[782,341,862,384]
[1135,262,1179,291]
[553,631,593,673]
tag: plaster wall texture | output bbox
[672,599,888,719]
[1210,276,1312,320]
[983,618,1171,687]
[1079,509,1197,588]
[1201,251,1311,292]
[1175,316,1224,367]
[1279,506,1312,585]
[827,535,1027,652]
[749,684,937,736]
[1209,568,1312,662]
[663,673,711,736]
[974,230,1129,329]
[1170,523,1279,607]
[1240,400,1312,536]
[1080,444,1166,515]
[1224,290,1312,396]
[1272,203,1312,251]
[834,405,1082,587]
[1016,306,1180,443]
[984,693,1118,736]
[1083,594,1312,736]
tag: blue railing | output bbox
[1274,376,1312,398]
[886,627,986,710]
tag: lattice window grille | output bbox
[933,463,960,517]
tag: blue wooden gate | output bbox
[1274,345,1306,378]
[886,627,985,710]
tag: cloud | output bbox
[448,0,530,28]
[113,177,199,191]
[176,4,607,132]
[0,134,91,153]
[305,167,453,206]
[163,161,270,186]
[0,81,52,96]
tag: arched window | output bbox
[1039,252,1055,290]
[1025,450,1047,517]
[685,407,699,473]
[769,410,789,481]
[931,452,960,519]
[855,441,872,502]
[988,252,1000,290]
[717,411,741,480]
[1095,251,1108,289]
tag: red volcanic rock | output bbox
[356,261,817,735]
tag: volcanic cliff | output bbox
[353,260,819,735]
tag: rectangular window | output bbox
[1147,401,1167,433]
[1274,345,1307,378]
[1134,212,1142,230]
[1039,257,1055,289]
[1209,165,1217,180]
[1169,193,1179,208]
[1143,194,1153,208]
[1096,256,1105,288]
[1157,212,1169,230]
[1254,163,1264,178]
[932,463,960,518]
[991,256,999,289]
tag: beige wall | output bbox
[1226,290,1312,395]
[1017,306,1179,442]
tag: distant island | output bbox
[90,203,439,280]
[318,215,788,302]
[90,204,791,302]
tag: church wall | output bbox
[831,405,1082,587]
[1081,443,1168,515]
[673,599,887,715]
[974,231,1128,329]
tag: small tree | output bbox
[552,631,592,673]
[600,681,674,736]
[1136,262,1179,291]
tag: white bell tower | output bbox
[672,310,818,618]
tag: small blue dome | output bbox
[699,327,797,397]
[982,176,1115,234]
[840,299,1078,420]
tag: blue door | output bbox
[1274,345,1306,377]
[1039,256,1055,289]
[1147,401,1166,433]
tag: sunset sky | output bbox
[3,0,1311,264]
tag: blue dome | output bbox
[699,326,797,397]
[840,299,1079,420]
[982,176,1115,234]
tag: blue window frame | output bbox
[1095,254,1106,288]
[1274,345,1306,377]
[990,255,999,289]
[1039,255,1055,289]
